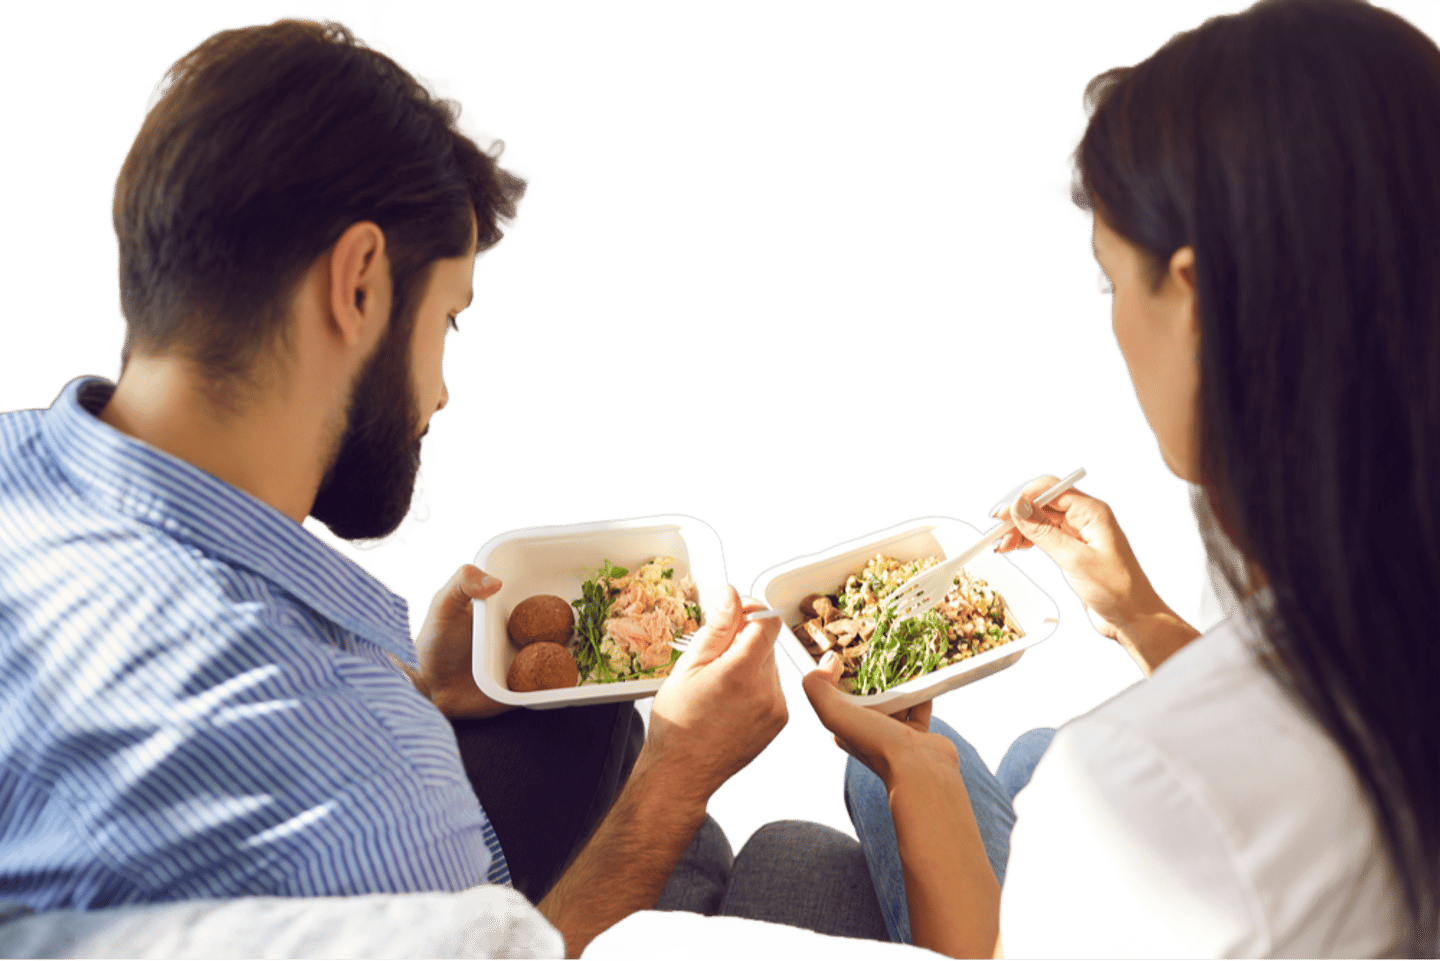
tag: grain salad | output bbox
[792,553,1024,694]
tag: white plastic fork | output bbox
[880,469,1087,623]
[670,609,783,651]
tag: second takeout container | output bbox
[473,514,727,709]
[751,516,1061,716]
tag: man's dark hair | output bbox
[114,19,525,389]
[1073,0,1439,952]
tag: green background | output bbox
[14,1,1428,858]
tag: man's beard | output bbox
[309,322,424,541]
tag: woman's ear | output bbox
[1168,245,1200,348]
[1168,246,1197,297]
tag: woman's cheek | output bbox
[1113,296,1174,467]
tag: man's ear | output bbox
[328,221,390,348]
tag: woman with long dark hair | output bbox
[805,0,1439,955]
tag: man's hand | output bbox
[645,586,789,806]
[398,564,512,719]
[536,585,787,956]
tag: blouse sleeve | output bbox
[998,719,1267,958]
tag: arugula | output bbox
[855,607,951,695]
[570,559,628,680]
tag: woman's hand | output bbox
[992,476,1158,640]
[803,651,1000,958]
[801,651,957,787]
[994,475,1199,674]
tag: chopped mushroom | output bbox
[812,596,838,623]
[802,619,834,652]
[798,554,1026,696]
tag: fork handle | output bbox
[882,468,1087,611]
[948,519,1016,574]
[982,467,1087,548]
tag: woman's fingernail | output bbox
[1014,498,1033,520]
[480,575,500,588]
[820,651,839,670]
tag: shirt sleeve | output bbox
[222,647,495,898]
[73,610,496,903]
[0,886,562,959]
[999,719,1268,959]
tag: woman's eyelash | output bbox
[447,314,459,331]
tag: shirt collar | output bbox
[41,376,417,667]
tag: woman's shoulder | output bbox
[1009,611,1405,956]
[1065,609,1347,807]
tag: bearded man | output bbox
[0,20,787,955]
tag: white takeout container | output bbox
[751,516,1061,716]
[473,514,727,709]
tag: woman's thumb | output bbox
[800,650,843,695]
[1009,495,1060,547]
[1004,492,1091,573]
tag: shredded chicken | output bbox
[583,556,699,683]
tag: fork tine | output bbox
[880,468,1087,626]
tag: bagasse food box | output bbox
[472,514,727,709]
[751,516,1061,716]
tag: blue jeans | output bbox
[844,722,1056,944]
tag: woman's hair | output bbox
[114,20,526,397]
[1073,0,1439,952]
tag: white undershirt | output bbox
[1000,609,1406,958]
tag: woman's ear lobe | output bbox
[1170,246,1197,293]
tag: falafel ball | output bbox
[507,594,575,646]
[507,642,580,692]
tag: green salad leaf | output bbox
[571,559,628,680]
[855,607,951,696]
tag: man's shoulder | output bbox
[0,472,294,624]
[0,405,45,436]
[0,406,52,483]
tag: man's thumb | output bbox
[455,565,502,605]
[688,585,742,660]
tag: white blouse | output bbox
[1000,608,1406,957]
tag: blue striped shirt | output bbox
[0,378,509,909]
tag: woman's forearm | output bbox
[887,747,1001,958]
[1113,606,1202,676]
